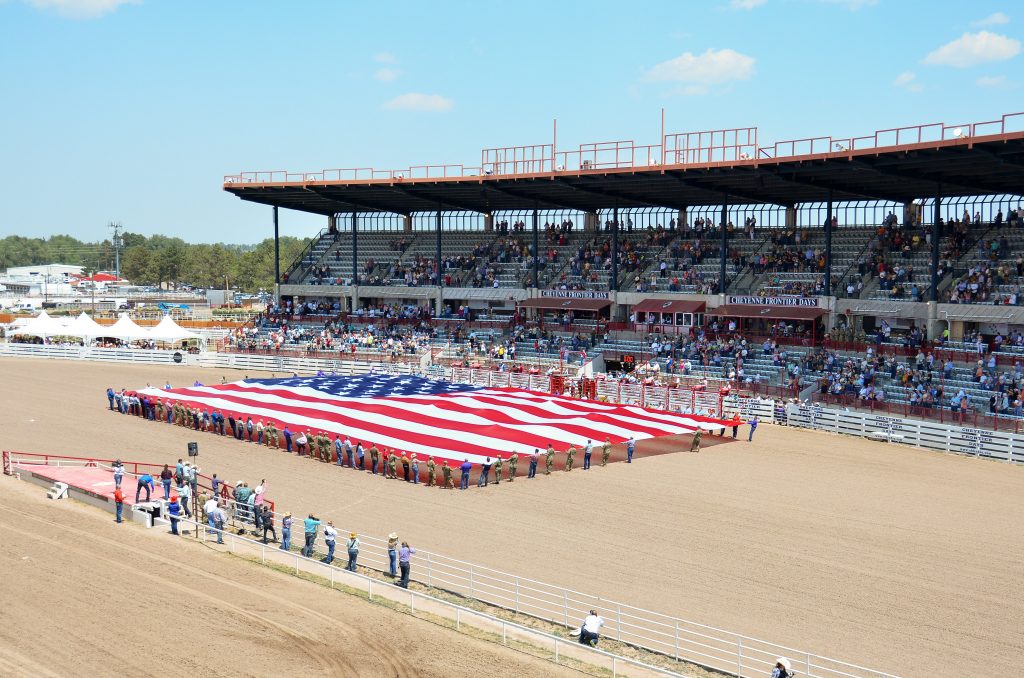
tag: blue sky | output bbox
[0,0,1020,243]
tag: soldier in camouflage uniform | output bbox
[601,437,612,467]
[266,422,276,448]
[690,429,702,453]
[507,452,518,482]
[156,400,164,422]
[493,456,503,485]
[441,461,453,489]
[426,456,436,487]
[369,444,380,474]
[565,445,576,472]
[545,444,555,475]
[387,450,398,479]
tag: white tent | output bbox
[15,310,68,338]
[147,315,200,343]
[68,312,107,340]
[101,312,150,341]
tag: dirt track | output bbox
[3,357,1024,677]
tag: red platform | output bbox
[12,464,159,506]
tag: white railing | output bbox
[786,403,1024,463]
[154,513,688,678]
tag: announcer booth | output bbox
[519,294,612,327]
[630,299,706,334]
[708,302,827,345]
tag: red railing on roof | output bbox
[223,112,1024,186]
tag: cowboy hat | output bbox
[388,532,398,540]
[776,658,792,672]
[349,532,357,538]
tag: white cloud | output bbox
[374,68,400,82]
[383,93,454,112]
[23,0,139,18]
[817,0,877,10]
[972,12,1010,27]
[643,48,755,86]
[976,74,1007,87]
[923,31,1021,67]
[893,71,923,92]
[729,0,766,9]
[373,52,398,64]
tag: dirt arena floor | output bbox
[3,357,1023,677]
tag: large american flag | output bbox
[140,375,727,464]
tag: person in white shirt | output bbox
[579,610,605,647]
[322,521,338,564]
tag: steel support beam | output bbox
[351,211,358,286]
[611,203,619,292]
[436,207,443,289]
[532,206,539,289]
[931,187,942,302]
[273,206,280,286]
[720,199,728,293]
[824,190,833,296]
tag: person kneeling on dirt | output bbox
[579,610,604,647]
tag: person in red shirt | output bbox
[113,487,125,523]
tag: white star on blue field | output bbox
[243,374,482,398]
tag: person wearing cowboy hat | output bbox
[346,532,360,571]
[387,532,399,577]
[772,657,793,678]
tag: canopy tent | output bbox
[13,311,68,338]
[100,313,151,341]
[68,312,107,339]
[147,315,200,343]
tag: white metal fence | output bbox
[154,513,688,678]
[785,403,1024,463]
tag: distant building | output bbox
[4,264,84,277]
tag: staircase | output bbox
[47,482,69,500]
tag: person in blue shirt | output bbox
[459,459,472,490]
[626,436,636,463]
[106,387,115,411]
[747,416,759,442]
[334,435,344,466]
[167,496,182,535]
[283,427,293,453]
[136,473,155,503]
[302,514,321,558]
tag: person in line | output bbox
[459,459,472,490]
[426,456,436,487]
[565,445,576,472]
[283,426,293,453]
[167,495,182,536]
[493,455,503,485]
[356,441,365,470]
[528,449,539,478]
[579,610,604,647]
[302,513,320,558]
[626,436,636,463]
[136,473,154,503]
[401,452,410,482]
[545,444,555,475]
[260,505,276,544]
[411,453,420,484]
[387,532,399,577]
[397,541,416,589]
[478,457,492,487]
[772,658,793,678]
[112,459,124,490]
[442,460,453,489]
[334,435,344,466]
[507,451,517,481]
[159,464,173,500]
[346,532,360,571]
[748,416,759,442]
[344,436,354,467]
[690,429,702,453]
[113,485,125,523]
[583,439,593,470]
[370,443,380,474]
[280,512,292,551]
[322,521,337,564]
[601,437,612,467]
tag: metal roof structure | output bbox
[224,113,1024,216]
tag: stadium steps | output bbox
[46,482,69,500]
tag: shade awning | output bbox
[632,299,707,314]
[521,297,612,312]
[709,304,827,321]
